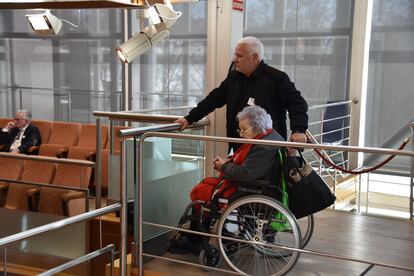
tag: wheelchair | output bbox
[169,180,314,276]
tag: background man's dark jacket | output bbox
[0,124,41,154]
[185,61,308,149]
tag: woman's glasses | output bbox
[236,126,253,135]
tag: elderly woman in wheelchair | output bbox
[169,105,307,275]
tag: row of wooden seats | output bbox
[0,147,91,216]
[0,118,129,216]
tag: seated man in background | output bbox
[0,109,41,154]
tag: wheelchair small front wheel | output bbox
[217,195,302,275]
[198,247,221,269]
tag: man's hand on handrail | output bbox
[174,117,189,131]
[288,132,308,156]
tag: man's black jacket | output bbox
[185,61,308,148]
[0,124,41,154]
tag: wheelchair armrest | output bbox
[234,179,271,187]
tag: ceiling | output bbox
[0,0,197,10]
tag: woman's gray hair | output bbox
[237,36,264,61]
[237,105,272,133]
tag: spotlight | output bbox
[116,3,180,63]
[25,11,62,35]
[117,24,170,64]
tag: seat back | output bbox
[322,102,347,144]
[0,158,22,185]
[48,122,81,146]
[107,126,129,154]
[0,158,22,207]
[37,148,92,216]
[0,118,12,129]
[77,124,108,149]
[5,160,55,210]
[31,120,53,144]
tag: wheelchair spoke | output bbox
[217,195,301,275]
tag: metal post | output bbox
[333,169,337,210]
[95,117,102,209]
[357,174,362,213]
[68,91,72,122]
[19,88,22,110]
[119,139,127,276]
[138,137,143,276]
[366,172,370,213]
[109,120,114,155]
[110,247,114,276]
[410,124,414,220]
[319,109,324,175]
[3,247,6,276]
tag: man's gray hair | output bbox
[237,105,272,133]
[17,109,32,120]
[237,36,264,61]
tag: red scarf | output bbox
[190,129,273,207]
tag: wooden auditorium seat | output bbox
[39,121,81,157]
[0,157,21,207]
[5,159,55,211]
[70,124,109,160]
[28,120,53,154]
[37,148,92,216]
[0,118,12,151]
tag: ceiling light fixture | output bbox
[116,2,181,63]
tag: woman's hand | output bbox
[213,156,227,171]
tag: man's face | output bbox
[14,112,29,128]
[233,43,259,77]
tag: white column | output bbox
[348,0,373,169]
[205,0,244,176]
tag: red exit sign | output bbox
[233,0,244,12]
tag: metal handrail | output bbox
[139,132,414,157]
[124,105,196,114]
[133,131,414,275]
[93,111,182,123]
[0,178,89,192]
[38,244,115,276]
[0,203,120,249]
[118,121,208,138]
[308,100,353,110]
[0,152,94,167]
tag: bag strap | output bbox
[277,150,289,209]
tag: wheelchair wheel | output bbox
[198,247,221,269]
[217,195,302,276]
[297,214,314,248]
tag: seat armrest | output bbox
[0,183,9,191]
[62,191,86,216]
[0,183,8,207]
[27,188,41,211]
[27,146,40,155]
[56,147,69,158]
[62,191,85,202]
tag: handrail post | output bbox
[119,139,127,276]
[410,122,414,220]
[95,117,102,209]
[138,136,144,276]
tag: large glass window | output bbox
[0,9,123,122]
[244,0,353,105]
[364,0,414,171]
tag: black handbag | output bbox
[282,150,336,219]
